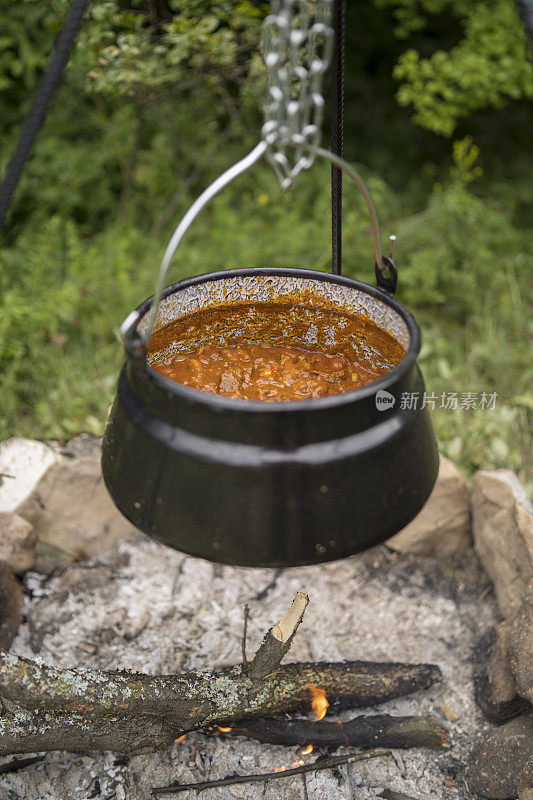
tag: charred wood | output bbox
[212,714,450,750]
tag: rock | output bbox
[55,433,102,459]
[509,579,533,704]
[472,471,533,714]
[388,455,471,555]
[0,561,23,650]
[474,624,529,723]
[518,756,533,800]
[16,455,134,574]
[466,714,533,799]
[472,470,533,619]
[0,437,134,573]
[0,438,58,512]
[0,512,36,574]
[487,623,519,705]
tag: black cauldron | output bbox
[102,267,439,567]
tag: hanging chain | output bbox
[262,0,335,190]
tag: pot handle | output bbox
[121,139,397,356]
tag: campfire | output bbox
[1,431,531,799]
[0,579,452,796]
[1,446,532,800]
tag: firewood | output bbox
[0,562,23,650]
[248,591,308,679]
[0,756,45,775]
[0,593,442,756]
[210,714,450,750]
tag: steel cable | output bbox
[330,0,346,275]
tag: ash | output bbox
[1,533,497,800]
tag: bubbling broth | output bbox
[147,302,405,401]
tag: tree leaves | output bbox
[377,0,533,135]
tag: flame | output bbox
[216,726,232,733]
[301,744,313,755]
[309,685,329,720]
[275,760,304,773]
[175,734,187,743]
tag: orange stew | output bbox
[148,302,405,402]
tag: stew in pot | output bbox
[148,301,405,402]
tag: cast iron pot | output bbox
[102,267,439,567]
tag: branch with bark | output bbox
[0,592,444,757]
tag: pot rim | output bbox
[132,266,421,414]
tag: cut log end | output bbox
[271,591,309,643]
[248,591,309,680]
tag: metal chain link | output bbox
[262,0,335,190]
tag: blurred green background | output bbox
[0,0,531,492]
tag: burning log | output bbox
[0,592,442,756]
[209,714,450,750]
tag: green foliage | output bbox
[0,0,61,125]
[2,0,532,237]
[78,0,265,98]
[392,136,524,315]
[375,0,533,135]
[449,136,483,185]
[0,1,265,237]
[390,141,532,490]
[0,215,153,438]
